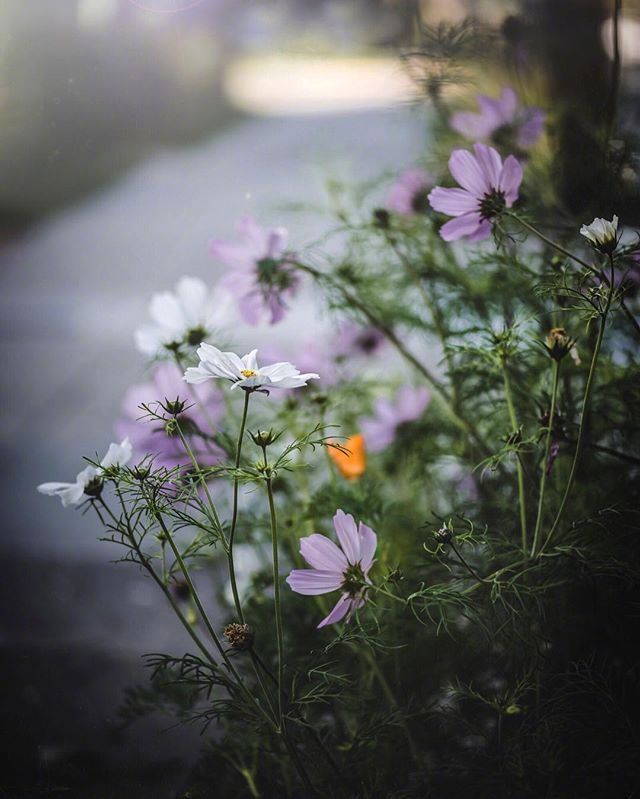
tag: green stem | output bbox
[531,360,561,556]
[502,365,528,551]
[263,448,285,728]
[97,496,217,668]
[540,257,615,552]
[450,540,489,583]
[227,390,251,623]
[175,422,223,537]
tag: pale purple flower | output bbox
[334,321,387,360]
[450,87,544,149]
[428,144,523,242]
[210,216,300,326]
[116,362,225,470]
[360,386,431,453]
[387,168,433,215]
[286,509,377,628]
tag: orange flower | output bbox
[327,434,367,480]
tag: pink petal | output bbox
[299,534,348,571]
[265,228,288,259]
[517,108,545,147]
[317,594,352,628]
[450,110,491,140]
[428,187,479,217]
[209,239,253,270]
[286,569,343,596]
[439,211,485,242]
[448,149,490,197]
[496,87,518,122]
[472,143,503,189]
[498,155,523,204]
[466,219,493,242]
[333,510,361,564]
[358,522,377,572]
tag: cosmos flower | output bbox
[286,509,377,628]
[184,344,319,392]
[38,438,132,507]
[360,386,430,453]
[450,87,545,149]
[115,362,225,470]
[211,216,300,326]
[387,169,433,216]
[134,276,226,357]
[327,434,367,480]
[428,144,523,242]
[334,321,387,360]
[580,215,619,254]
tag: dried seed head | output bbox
[224,622,254,651]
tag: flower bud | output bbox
[372,208,391,229]
[162,396,187,416]
[224,622,254,651]
[251,429,277,448]
[434,524,453,545]
[544,328,575,362]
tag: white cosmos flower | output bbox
[184,344,319,391]
[579,215,619,253]
[134,276,227,357]
[38,438,132,507]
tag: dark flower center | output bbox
[341,562,366,597]
[256,257,296,293]
[411,188,430,214]
[84,477,103,498]
[186,326,208,346]
[356,330,382,354]
[479,189,506,221]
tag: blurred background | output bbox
[1,0,638,795]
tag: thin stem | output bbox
[531,360,561,556]
[174,422,223,538]
[96,496,217,668]
[263,448,285,727]
[449,540,489,583]
[227,390,251,623]
[540,256,615,552]
[502,364,528,551]
[362,647,420,766]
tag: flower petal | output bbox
[286,569,343,595]
[300,534,348,571]
[358,522,377,572]
[498,155,523,204]
[472,143,503,189]
[317,594,352,628]
[428,187,478,217]
[448,149,490,197]
[333,509,360,564]
[439,211,485,242]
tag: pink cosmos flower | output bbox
[360,386,431,453]
[334,321,387,360]
[286,509,377,628]
[387,168,433,216]
[450,87,544,149]
[428,144,523,242]
[115,362,225,470]
[210,216,300,326]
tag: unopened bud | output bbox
[251,429,277,447]
[434,525,453,545]
[162,396,187,416]
[545,328,575,362]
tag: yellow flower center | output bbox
[240,369,257,378]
